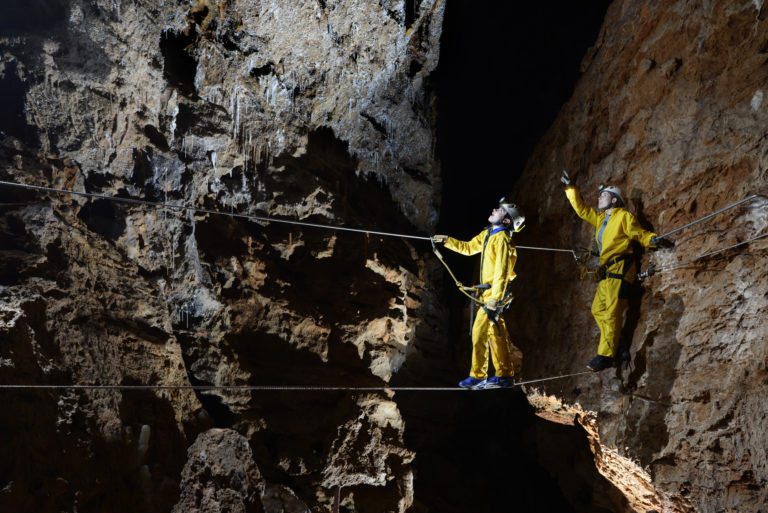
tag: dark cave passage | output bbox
[434,0,612,236]
[399,1,619,511]
[397,390,619,513]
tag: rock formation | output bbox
[2,0,768,512]
[514,1,768,511]
[174,428,265,513]
[1,1,444,511]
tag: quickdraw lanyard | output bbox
[431,227,514,311]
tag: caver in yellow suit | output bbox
[444,227,517,380]
[564,185,656,360]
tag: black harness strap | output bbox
[599,254,634,281]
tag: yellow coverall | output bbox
[565,186,656,357]
[444,229,517,379]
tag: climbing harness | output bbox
[598,254,634,281]
[467,284,489,335]
[572,248,634,283]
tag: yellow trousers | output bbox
[470,305,515,379]
[591,259,635,357]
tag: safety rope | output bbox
[0,180,432,242]
[0,370,595,392]
[430,238,507,308]
[0,180,578,255]
[655,194,765,240]
[640,230,768,279]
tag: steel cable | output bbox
[0,180,576,253]
[656,194,765,240]
[644,230,768,277]
[0,370,595,392]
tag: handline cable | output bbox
[516,245,575,255]
[0,180,431,241]
[0,370,595,392]
[0,180,576,253]
[656,194,765,240]
[644,230,768,278]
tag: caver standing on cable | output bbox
[561,171,661,371]
[432,199,524,389]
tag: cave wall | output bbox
[0,1,446,511]
[5,0,768,511]
[514,1,768,511]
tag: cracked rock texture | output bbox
[1,0,444,511]
[4,0,768,512]
[173,428,265,513]
[515,1,768,511]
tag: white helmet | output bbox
[598,185,624,206]
[499,198,525,231]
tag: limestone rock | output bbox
[1,0,446,511]
[515,1,768,511]
[173,428,265,513]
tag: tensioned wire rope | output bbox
[1,180,763,261]
[640,193,768,278]
[0,181,765,390]
[0,179,590,391]
[0,371,593,392]
[641,230,768,278]
[0,179,575,309]
[0,180,575,253]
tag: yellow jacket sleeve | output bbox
[565,186,601,228]
[444,230,487,256]
[621,211,657,248]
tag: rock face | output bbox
[3,0,768,512]
[514,1,768,511]
[1,1,444,511]
[173,428,265,513]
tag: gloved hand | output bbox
[561,170,571,186]
[485,298,499,310]
[432,234,448,244]
[651,236,674,249]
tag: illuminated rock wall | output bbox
[0,1,445,511]
[515,2,768,511]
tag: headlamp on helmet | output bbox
[498,197,525,232]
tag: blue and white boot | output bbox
[482,376,514,389]
[458,376,484,388]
